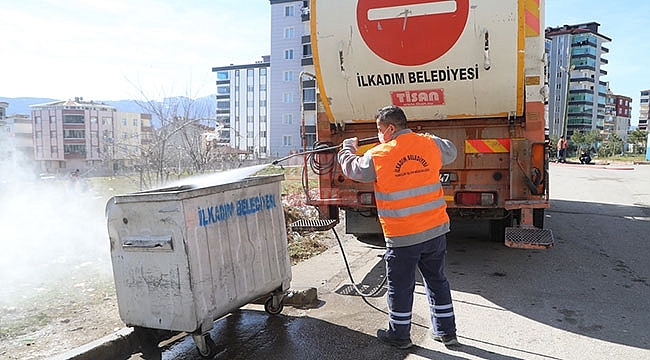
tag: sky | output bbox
[0,0,271,101]
[1,0,649,125]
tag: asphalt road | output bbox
[116,163,650,360]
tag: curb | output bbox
[52,327,137,360]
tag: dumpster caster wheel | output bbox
[264,296,284,315]
[193,333,217,358]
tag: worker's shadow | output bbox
[334,255,436,298]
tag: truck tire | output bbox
[533,208,544,229]
[355,234,385,247]
[489,218,507,242]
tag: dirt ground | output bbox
[0,201,336,360]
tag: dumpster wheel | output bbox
[192,332,218,358]
[264,296,284,315]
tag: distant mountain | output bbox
[0,97,57,115]
[0,96,216,128]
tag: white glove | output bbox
[342,137,359,152]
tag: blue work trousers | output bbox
[384,234,456,339]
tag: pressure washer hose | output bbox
[329,223,432,329]
[330,224,388,298]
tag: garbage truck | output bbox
[293,0,553,249]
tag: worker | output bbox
[557,135,568,163]
[337,105,458,349]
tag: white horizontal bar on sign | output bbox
[367,1,458,21]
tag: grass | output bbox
[600,154,647,162]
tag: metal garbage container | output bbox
[106,174,291,357]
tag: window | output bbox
[217,101,230,109]
[64,129,85,139]
[50,116,56,123]
[303,44,312,58]
[284,71,294,81]
[285,5,294,16]
[284,49,294,60]
[303,88,316,103]
[90,116,97,123]
[247,115,254,123]
[216,71,229,80]
[50,130,56,138]
[283,135,292,146]
[64,144,86,154]
[63,114,84,124]
[122,118,127,126]
[283,92,293,104]
[133,119,138,126]
[35,116,41,124]
[102,117,111,125]
[217,85,230,95]
[284,27,295,39]
[283,113,293,124]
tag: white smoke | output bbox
[0,151,112,305]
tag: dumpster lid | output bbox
[108,173,285,205]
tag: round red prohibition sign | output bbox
[357,0,470,66]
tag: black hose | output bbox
[330,225,388,298]
[307,142,338,176]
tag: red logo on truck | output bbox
[391,89,445,106]
[357,0,470,66]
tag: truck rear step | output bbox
[505,227,554,249]
[291,219,338,232]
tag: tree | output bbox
[569,130,585,158]
[584,129,602,151]
[115,82,217,189]
[628,129,648,155]
[598,133,624,157]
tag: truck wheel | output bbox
[489,218,507,242]
[533,208,544,229]
[355,234,385,247]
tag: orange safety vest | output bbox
[368,132,449,240]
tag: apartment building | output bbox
[1,103,36,176]
[0,101,8,165]
[211,58,271,158]
[30,98,152,175]
[546,22,610,138]
[4,114,34,161]
[210,1,315,159]
[612,94,631,141]
[639,90,649,131]
[268,0,316,157]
